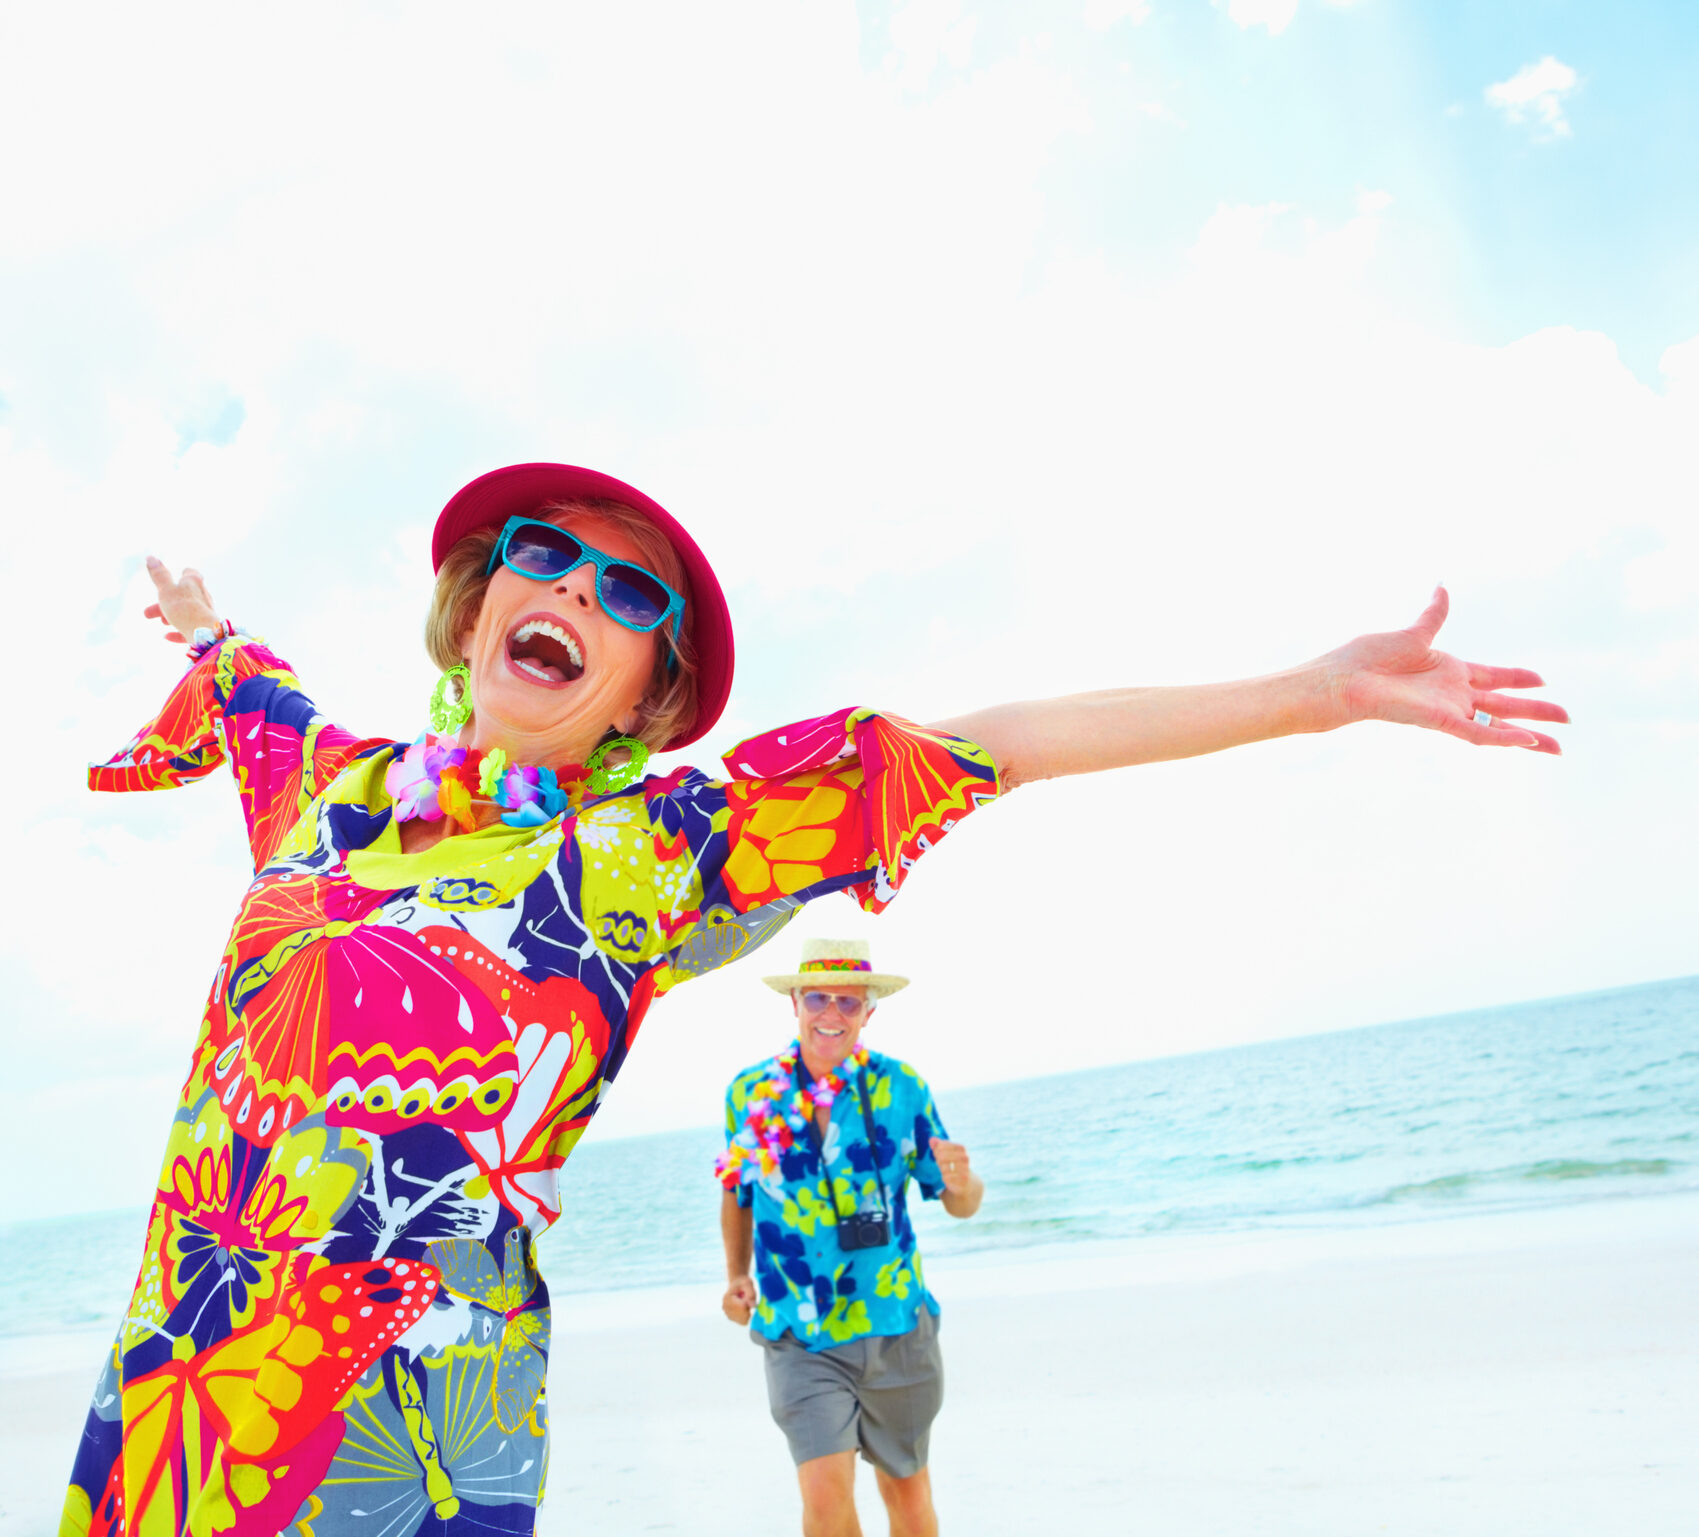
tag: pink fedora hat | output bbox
[432,462,734,752]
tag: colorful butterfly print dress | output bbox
[60,635,999,1537]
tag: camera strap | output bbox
[855,1070,892,1221]
[793,1057,891,1221]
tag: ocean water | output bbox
[4,974,1694,1338]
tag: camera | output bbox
[837,1211,891,1251]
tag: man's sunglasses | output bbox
[486,516,686,639]
[798,991,870,1018]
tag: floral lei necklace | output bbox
[714,1042,871,1191]
[384,736,592,834]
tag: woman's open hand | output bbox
[1326,586,1568,755]
[142,556,220,645]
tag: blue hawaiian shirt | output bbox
[725,1047,950,1350]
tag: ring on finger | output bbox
[1472,708,1493,727]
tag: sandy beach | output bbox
[4,1193,1694,1537]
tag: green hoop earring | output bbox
[586,735,650,796]
[429,664,473,734]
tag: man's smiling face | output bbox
[793,986,873,1075]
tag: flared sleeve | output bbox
[88,635,387,870]
[716,706,1001,914]
[638,707,1000,991]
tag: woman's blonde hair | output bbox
[425,500,700,754]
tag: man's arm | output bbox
[720,1189,759,1323]
[929,1137,984,1219]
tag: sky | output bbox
[3,0,1697,1221]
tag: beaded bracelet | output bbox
[187,619,246,660]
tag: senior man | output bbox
[717,939,983,1537]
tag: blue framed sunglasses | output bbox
[485,516,686,638]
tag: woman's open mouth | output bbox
[504,613,586,688]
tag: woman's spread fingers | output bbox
[1473,692,1570,724]
[1449,715,1552,752]
[1468,663,1545,691]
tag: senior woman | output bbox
[60,462,1564,1537]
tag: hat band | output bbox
[799,959,871,973]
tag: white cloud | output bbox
[1617,329,1699,612]
[1486,56,1580,140]
[887,0,979,91]
[1138,99,1187,127]
[1084,0,1152,29]
[1660,331,1699,397]
[1216,0,1364,36]
[1189,200,1295,265]
[1221,0,1300,36]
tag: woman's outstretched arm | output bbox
[933,588,1568,789]
[94,558,389,870]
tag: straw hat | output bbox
[762,938,910,999]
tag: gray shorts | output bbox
[757,1308,944,1479]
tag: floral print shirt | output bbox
[61,635,997,1537]
[726,1049,950,1350]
